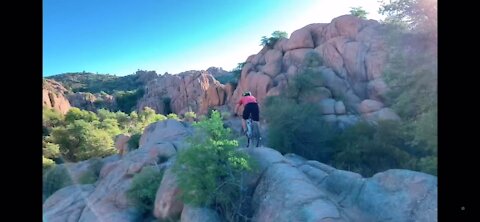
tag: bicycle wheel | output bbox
[246,119,253,148]
[252,121,261,147]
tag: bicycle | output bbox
[245,115,261,148]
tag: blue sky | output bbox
[43,0,385,77]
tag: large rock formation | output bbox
[244,147,437,222]
[44,120,437,222]
[43,79,72,114]
[137,70,230,115]
[229,15,397,126]
[44,16,400,125]
[206,66,231,79]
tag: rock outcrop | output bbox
[137,70,230,115]
[229,15,395,126]
[43,79,72,114]
[43,119,192,222]
[44,120,437,222]
[67,92,116,112]
[206,66,231,79]
[115,134,131,156]
[244,147,437,222]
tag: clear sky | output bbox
[43,0,385,77]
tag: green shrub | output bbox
[126,166,164,213]
[232,62,245,78]
[65,107,99,123]
[96,108,117,120]
[379,0,437,32]
[417,156,437,176]
[128,133,142,150]
[78,158,104,184]
[184,111,196,120]
[379,21,437,175]
[215,74,238,85]
[43,106,64,129]
[95,118,122,138]
[43,156,55,170]
[173,111,254,220]
[332,120,418,177]
[264,55,335,162]
[43,142,61,160]
[260,31,288,48]
[50,120,116,162]
[137,106,167,130]
[412,106,437,153]
[114,88,145,113]
[264,96,336,162]
[284,52,324,103]
[167,113,180,120]
[43,165,73,202]
[350,6,368,19]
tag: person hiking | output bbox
[234,91,260,135]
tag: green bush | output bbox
[350,6,368,19]
[128,133,142,150]
[260,31,288,48]
[43,142,61,160]
[65,107,99,123]
[412,106,437,153]
[215,74,238,85]
[262,49,436,176]
[95,118,122,138]
[207,108,216,118]
[114,89,145,113]
[43,105,172,164]
[96,108,117,120]
[128,106,167,133]
[379,0,437,32]
[417,156,437,176]
[43,106,64,129]
[126,166,164,213]
[167,113,180,120]
[43,165,73,202]
[264,96,336,162]
[232,62,245,79]
[78,158,104,184]
[184,111,196,119]
[264,54,334,162]
[43,156,55,170]
[173,111,254,220]
[332,120,418,177]
[379,20,437,176]
[50,120,116,162]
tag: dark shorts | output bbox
[242,103,259,121]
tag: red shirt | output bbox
[238,95,257,105]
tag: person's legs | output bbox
[242,104,252,134]
[241,118,246,133]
